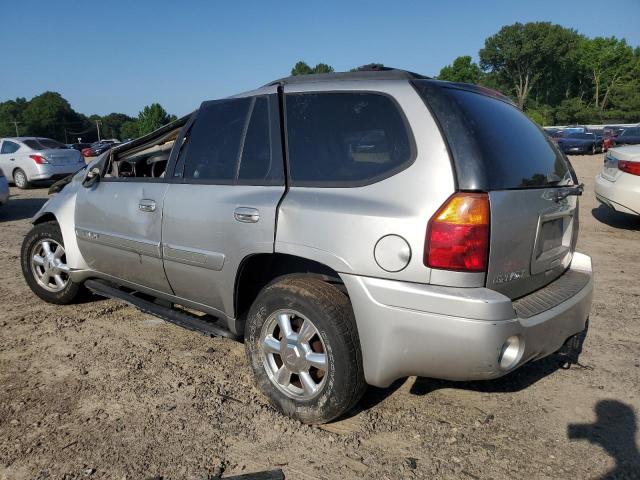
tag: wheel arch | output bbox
[234,253,346,322]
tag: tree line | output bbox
[0,92,176,143]
[2,21,636,142]
[293,22,639,125]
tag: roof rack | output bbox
[265,67,430,87]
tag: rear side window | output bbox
[286,92,414,187]
[414,81,572,190]
[1,141,20,154]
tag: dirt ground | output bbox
[1,154,639,480]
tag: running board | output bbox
[85,279,239,340]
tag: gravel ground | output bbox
[1,154,639,480]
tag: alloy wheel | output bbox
[30,239,70,292]
[259,309,328,400]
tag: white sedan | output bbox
[595,145,640,216]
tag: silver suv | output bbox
[21,69,593,424]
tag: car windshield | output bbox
[621,128,640,136]
[567,133,594,139]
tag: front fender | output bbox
[32,185,89,271]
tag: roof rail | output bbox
[265,67,430,87]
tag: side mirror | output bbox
[82,167,101,188]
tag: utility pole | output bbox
[64,127,68,144]
[10,121,20,137]
[96,120,102,141]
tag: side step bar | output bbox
[85,279,239,340]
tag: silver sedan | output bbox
[0,137,85,189]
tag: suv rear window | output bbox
[414,81,573,190]
[286,92,414,187]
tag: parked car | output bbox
[595,145,640,216]
[0,137,85,189]
[603,126,625,138]
[613,126,640,146]
[67,142,92,152]
[91,140,120,156]
[20,69,593,424]
[0,168,9,205]
[556,132,603,155]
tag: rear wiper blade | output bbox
[553,183,584,202]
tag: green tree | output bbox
[120,120,140,140]
[479,22,581,109]
[0,97,28,137]
[291,61,335,76]
[437,56,481,84]
[136,103,176,136]
[20,91,85,141]
[100,112,135,140]
[577,36,635,110]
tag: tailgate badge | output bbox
[494,270,525,284]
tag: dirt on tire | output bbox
[0,154,639,479]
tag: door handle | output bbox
[234,207,259,223]
[139,199,156,213]
[9,158,15,161]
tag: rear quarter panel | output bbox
[276,80,456,284]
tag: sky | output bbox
[1,0,639,118]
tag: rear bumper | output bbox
[342,252,593,388]
[31,164,81,182]
[595,173,640,216]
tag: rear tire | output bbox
[13,168,29,189]
[245,276,366,424]
[21,221,84,304]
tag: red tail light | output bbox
[618,160,640,176]
[425,193,490,272]
[29,154,48,165]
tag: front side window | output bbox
[183,98,252,182]
[286,92,414,186]
[181,96,282,185]
[1,140,20,154]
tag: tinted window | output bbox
[238,97,275,183]
[183,98,251,182]
[567,133,594,139]
[23,139,44,150]
[286,92,413,186]
[415,81,571,189]
[38,138,65,149]
[1,140,20,154]
[622,128,640,136]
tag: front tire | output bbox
[13,168,30,189]
[245,276,366,424]
[21,221,83,304]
